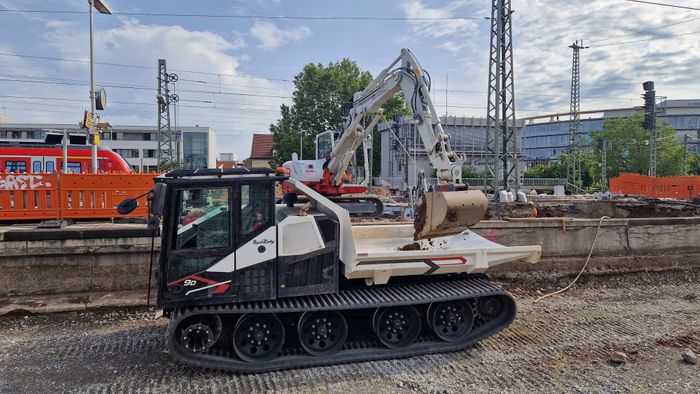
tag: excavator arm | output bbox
[326,48,464,187]
[327,49,484,240]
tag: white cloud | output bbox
[512,0,700,114]
[249,21,312,50]
[398,0,700,117]
[34,19,291,158]
[400,0,479,38]
[438,41,466,54]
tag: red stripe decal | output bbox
[213,284,230,294]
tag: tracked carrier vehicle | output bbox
[148,167,541,372]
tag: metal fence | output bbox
[0,172,154,221]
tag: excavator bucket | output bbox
[413,190,488,240]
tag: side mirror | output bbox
[117,198,139,214]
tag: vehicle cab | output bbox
[153,168,284,308]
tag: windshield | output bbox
[174,187,230,250]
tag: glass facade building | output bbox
[183,132,209,169]
[522,99,700,168]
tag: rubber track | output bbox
[167,277,516,373]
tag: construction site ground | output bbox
[1,269,698,393]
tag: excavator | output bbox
[119,49,542,372]
[282,48,479,240]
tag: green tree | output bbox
[588,112,685,182]
[269,59,407,170]
[687,153,700,175]
[525,154,595,188]
[461,165,486,179]
[523,163,564,179]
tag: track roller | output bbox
[427,300,474,342]
[176,314,222,354]
[373,306,421,349]
[233,313,285,362]
[297,311,348,356]
[478,296,505,317]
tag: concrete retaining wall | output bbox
[0,217,698,298]
[0,224,158,297]
[473,217,700,257]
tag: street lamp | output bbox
[89,0,112,173]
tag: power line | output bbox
[0,9,487,20]
[0,94,283,114]
[0,51,294,83]
[623,0,700,11]
[435,88,639,101]
[592,29,700,48]
[0,76,293,99]
[589,16,700,44]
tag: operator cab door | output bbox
[233,180,277,302]
[162,185,235,305]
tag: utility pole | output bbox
[568,40,588,190]
[486,0,519,203]
[598,137,609,193]
[157,59,177,172]
[88,0,112,173]
[642,81,657,176]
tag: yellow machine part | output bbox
[413,190,488,240]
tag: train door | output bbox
[45,157,56,173]
[29,156,56,173]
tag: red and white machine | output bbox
[282,49,469,228]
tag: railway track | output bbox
[0,274,698,393]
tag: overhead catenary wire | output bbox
[589,15,700,44]
[623,0,700,11]
[0,52,653,106]
[0,9,488,20]
[591,29,700,48]
[0,51,294,83]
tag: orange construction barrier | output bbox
[0,172,154,221]
[609,173,700,199]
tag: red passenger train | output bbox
[0,145,132,173]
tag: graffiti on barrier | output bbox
[0,174,52,190]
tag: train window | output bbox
[32,161,41,173]
[5,161,27,173]
[67,162,81,174]
[46,162,55,173]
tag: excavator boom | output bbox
[284,48,486,238]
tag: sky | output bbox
[0,0,699,160]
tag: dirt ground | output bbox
[0,271,698,394]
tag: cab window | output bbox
[239,183,272,244]
[174,187,230,250]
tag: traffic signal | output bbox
[642,82,655,131]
